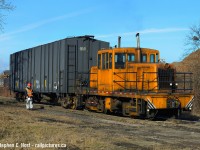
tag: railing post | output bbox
[136,72,138,91]
[142,72,144,91]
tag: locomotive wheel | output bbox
[98,100,104,112]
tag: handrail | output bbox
[89,71,193,94]
[113,71,193,93]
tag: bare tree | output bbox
[183,23,200,115]
[184,24,200,56]
[0,0,14,30]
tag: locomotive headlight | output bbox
[170,83,172,86]
[147,109,150,112]
[175,83,178,86]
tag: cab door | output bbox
[98,52,113,92]
[113,53,126,91]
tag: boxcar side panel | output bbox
[66,38,76,93]
[52,42,58,93]
[59,39,67,93]
[44,44,48,92]
[28,49,32,89]
[40,45,45,92]
[34,47,40,92]
[10,36,110,96]
[16,52,20,91]
[77,38,90,88]
[49,43,53,92]
[22,50,28,90]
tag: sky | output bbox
[0,0,199,73]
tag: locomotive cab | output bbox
[90,47,161,92]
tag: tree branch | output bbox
[0,0,14,31]
[184,23,200,57]
[0,0,14,10]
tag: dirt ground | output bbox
[0,96,200,150]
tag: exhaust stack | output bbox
[136,33,141,62]
[136,33,140,49]
[118,36,121,48]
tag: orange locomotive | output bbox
[86,34,193,118]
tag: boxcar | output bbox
[10,35,110,105]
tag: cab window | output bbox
[102,53,105,69]
[115,53,125,69]
[98,54,101,69]
[150,54,155,63]
[105,53,109,69]
[109,53,112,69]
[156,53,159,62]
[142,54,147,62]
[102,53,109,69]
[128,54,135,62]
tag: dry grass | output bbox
[0,97,200,150]
[0,97,120,150]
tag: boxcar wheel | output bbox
[62,100,68,108]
